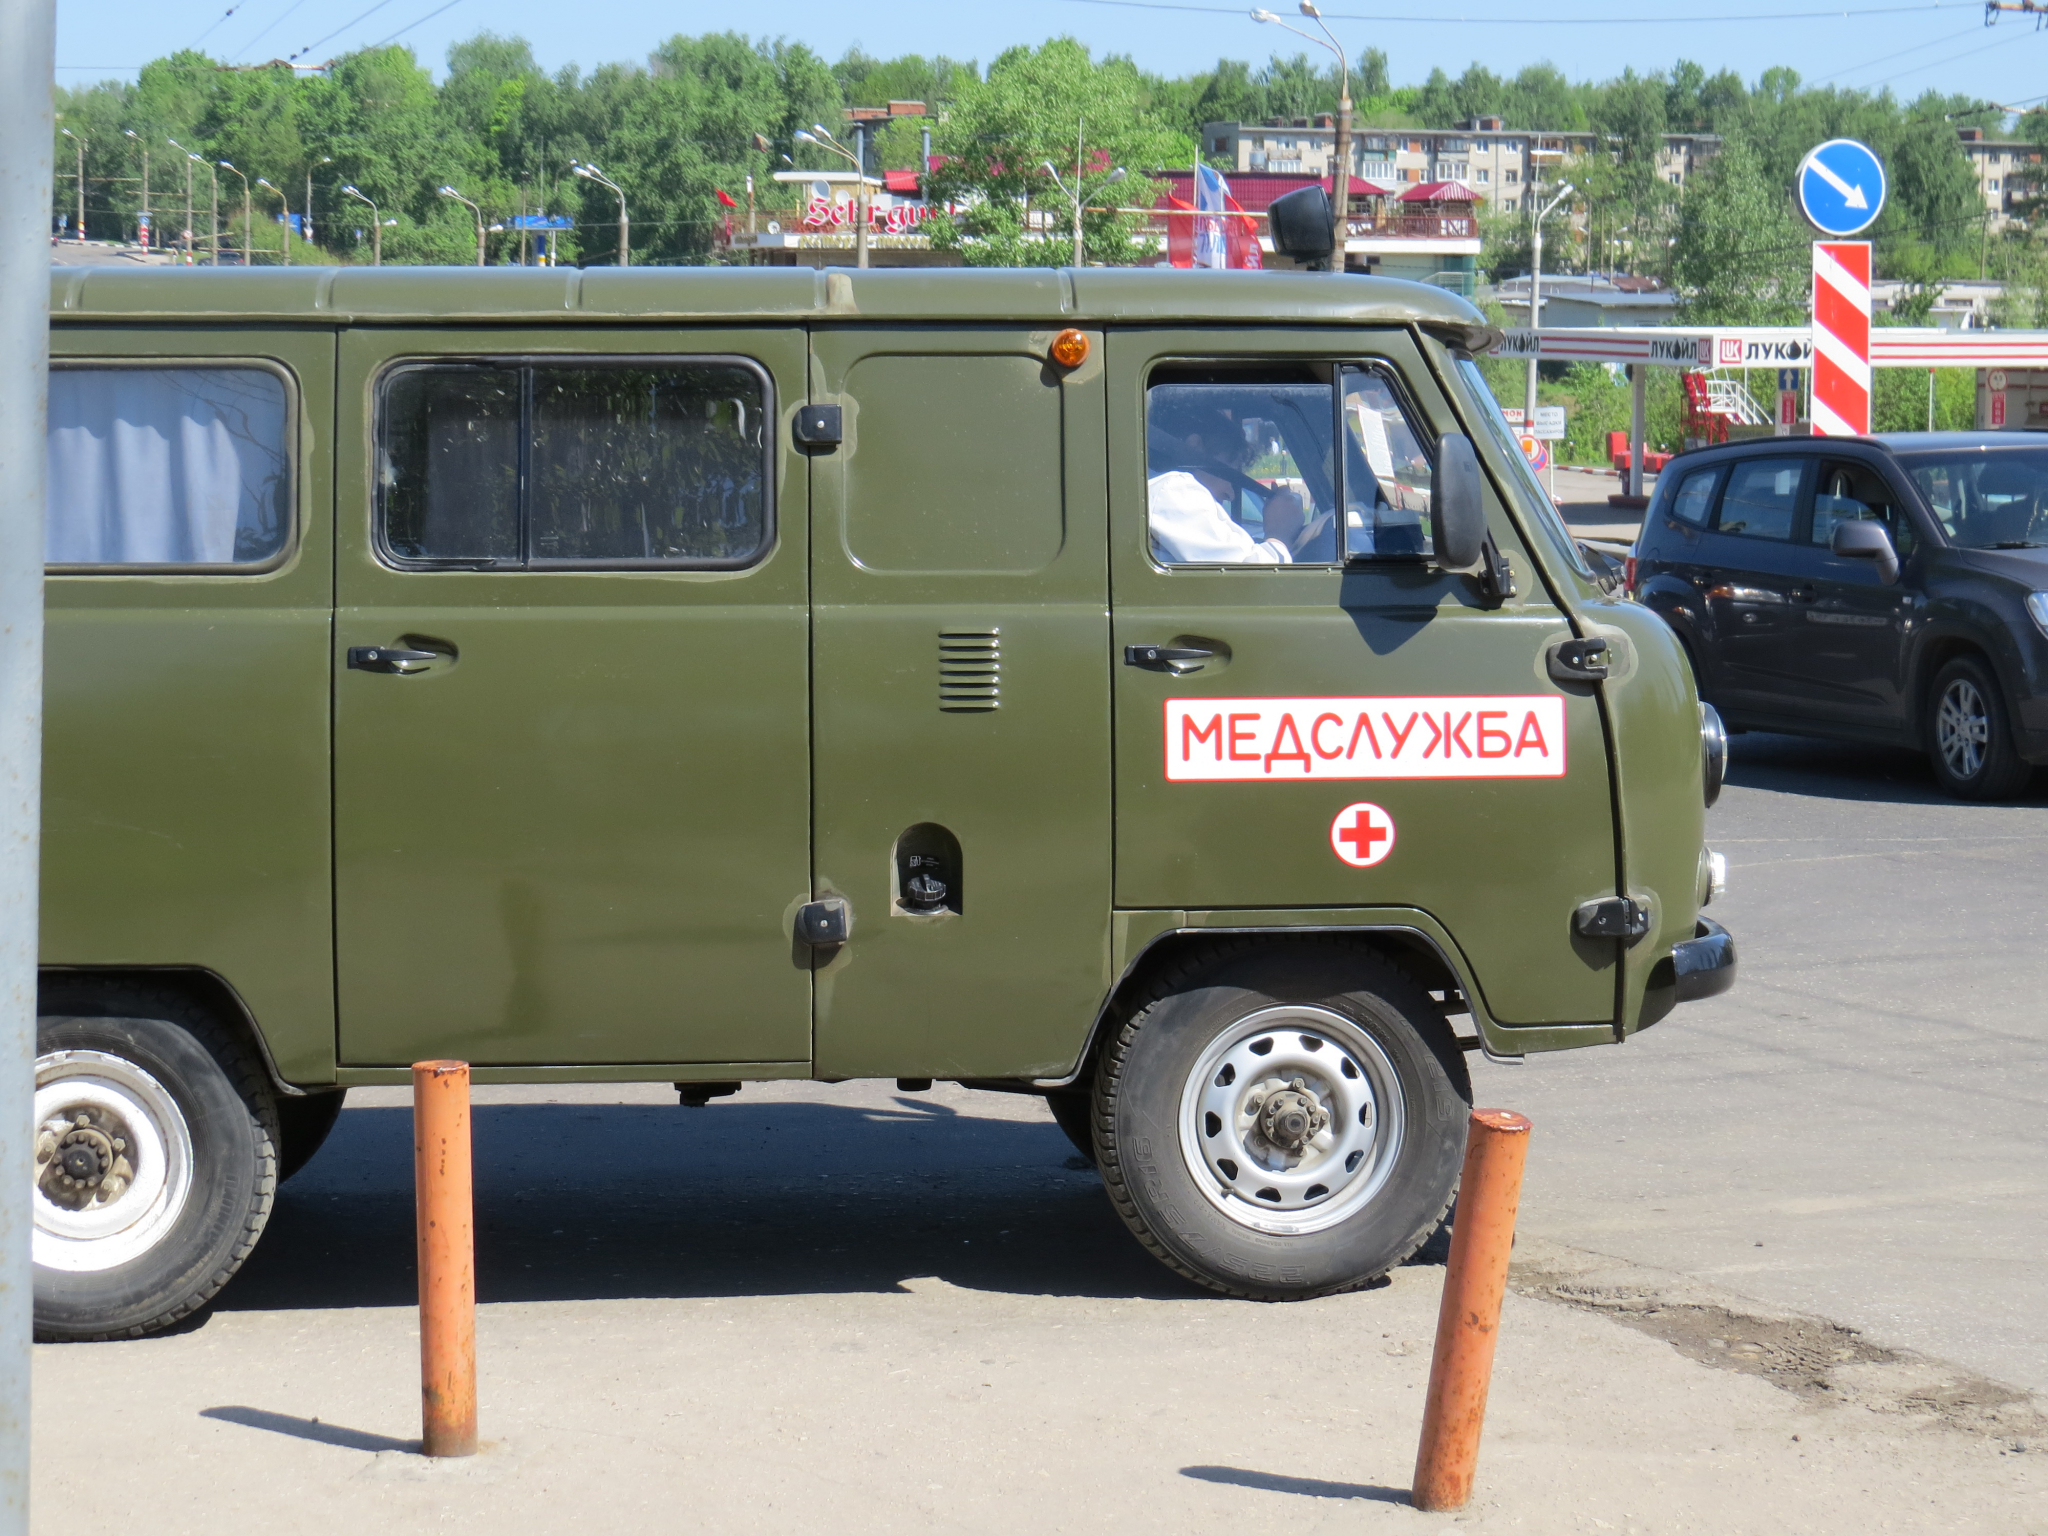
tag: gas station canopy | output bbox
[1498,326,2048,370]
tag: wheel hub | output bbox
[1178,1005,1408,1238]
[38,1111,134,1210]
[1253,1079,1328,1157]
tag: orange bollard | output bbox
[413,1060,477,1457]
[1411,1108,1532,1512]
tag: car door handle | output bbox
[1124,644,1215,675]
[348,645,440,675]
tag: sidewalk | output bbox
[32,1086,2043,1534]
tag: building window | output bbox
[1990,178,2001,191]
[1505,169,1520,184]
[1669,172,1681,185]
[1475,169,1490,184]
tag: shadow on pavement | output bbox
[1180,1466,1411,1503]
[1723,730,2048,807]
[201,1406,417,1454]
[217,1095,1210,1315]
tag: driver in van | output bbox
[1147,395,1306,564]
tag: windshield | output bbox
[1452,358,1592,578]
[1898,448,2048,549]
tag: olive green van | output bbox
[36,265,1732,1338]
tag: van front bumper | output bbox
[1670,916,1736,1003]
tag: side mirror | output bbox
[1267,185,1336,270]
[1434,432,1488,570]
[1830,518,1900,585]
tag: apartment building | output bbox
[1956,127,2042,231]
[1202,115,1720,214]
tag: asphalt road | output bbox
[29,728,2048,1530]
[1509,728,2048,1395]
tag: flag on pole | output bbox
[715,189,739,208]
[1193,164,1228,269]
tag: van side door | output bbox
[42,330,338,1084]
[332,329,812,1070]
[1109,328,1617,1027]
[806,326,1113,1078]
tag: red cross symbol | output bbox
[1330,802,1396,868]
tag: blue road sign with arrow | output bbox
[1796,139,1886,237]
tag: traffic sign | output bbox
[1519,434,1551,472]
[1531,405,1566,440]
[1989,369,2008,392]
[1812,242,1872,436]
[1796,139,1886,237]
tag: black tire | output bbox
[276,1089,347,1182]
[1927,654,2033,800]
[1045,1090,1095,1161]
[33,1006,278,1340]
[1096,941,1470,1301]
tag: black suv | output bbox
[1630,432,2048,799]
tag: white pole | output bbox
[1628,363,1647,500]
[0,0,52,1528]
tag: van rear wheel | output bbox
[33,1010,277,1340]
[1095,942,1469,1300]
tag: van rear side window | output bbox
[46,365,291,570]
[378,359,773,569]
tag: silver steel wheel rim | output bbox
[32,1050,194,1274]
[1178,1004,1406,1237]
[1938,678,1989,780]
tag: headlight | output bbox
[2027,592,2048,638]
[1700,702,1727,808]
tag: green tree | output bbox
[926,39,1191,267]
[1671,139,1809,323]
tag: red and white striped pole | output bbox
[1812,241,1871,436]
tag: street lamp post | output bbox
[217,160,250,264]
[169,139,215,263]
[570,161,627,267]
[439,185,485,266]
[59,127,83,240]
[341,185,381,265]
[1040,126,1126,268]
[1253,4,1351,231]
[255,178,290,266]
[794,127,869,268]
[1524,181,1576,428]
[167,138,192,260]
[306,155,331,248]
[123,129,148,249]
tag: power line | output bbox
[367,0,467,51]
[186,4,244,51]
[1050,0,1973,24]
[1866,26,2044,88]
[289,0,401,61]
[237,0,312,61]
[1814,22,1984,84]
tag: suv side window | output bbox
[1667,464,1722,527]
[1810,458,1915,558]
[378,358,772,569]
[1714,458,1808,540]
[47,363,293,570]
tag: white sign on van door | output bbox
[1165,697,1567,781]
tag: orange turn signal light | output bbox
[1050,329,1091,369]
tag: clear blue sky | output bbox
[53,0,2048,114]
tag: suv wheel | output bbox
[1095,942,1469,1300]
[33,1009,278,1340]
[1929,655,2033,800]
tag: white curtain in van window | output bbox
[46,368,288,565]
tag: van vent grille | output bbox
[939,630,1001,712]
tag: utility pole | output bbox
[305,156,329,250]
[218,160,250,264]
[181,147,192,260]
[174,143,213,263]
[571,161,628,267]
[0,3,55,1528]
[1525,182,1576,429]
[59,126,83,239]
[1254,4,1351,230]
[256,178,289,265]
[124,130,147,248]
[341,184,380,265]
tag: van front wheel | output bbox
[32,1011,277,1340]
[1095,943,1469,1300]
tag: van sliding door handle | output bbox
[348,645,439,674]
[1124,644,1214,675]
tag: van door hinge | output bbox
[1574,896,1650,943]
[1547,636,1612,684]
[796,897,851,947]
[793,404,842,451]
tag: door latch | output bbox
[796,896,851,947]
[1547,636,1611,684]
[1124,644,1215,675]
[1573,896,1651,943]
[347,645,439,674]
